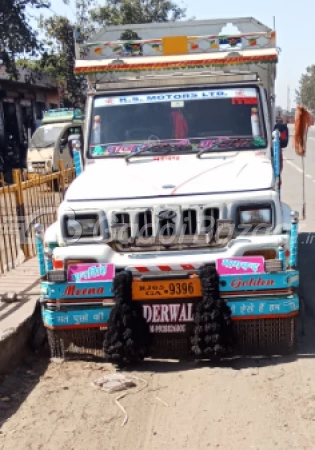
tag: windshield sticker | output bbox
[153,156,180,161]
[232,97,258,105]
[90,136,266,157]
[94,88,258,107]
[171,101,184,108]
[253,136,266,147]
[92,145,104,156]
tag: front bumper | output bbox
[40,269,299,330]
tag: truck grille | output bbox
[32,162,46,169]
[111,207,221,252]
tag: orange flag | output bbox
[294,106,312,156]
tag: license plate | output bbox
[132,278,201,300]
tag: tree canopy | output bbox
[90,0,186,25]
[3,0,186,105]
[296,65,315,111]
[0,0,50,75]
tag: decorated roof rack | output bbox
[42,108,85,124]
[80,30,276,59]
[75,34,277,77]
[75,18,278,78]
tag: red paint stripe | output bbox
[44,323,108,330]
[46,299,114,305]
[181,264,196,270]
[232,312,298,321]
[134,266,150,273]
[157,265,172,271]
[171,161,232,195]
[74,55,278,74]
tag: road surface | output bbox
[1,135,315,450]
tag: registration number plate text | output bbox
[132,278,201,300]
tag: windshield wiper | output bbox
[196,137,252,159]
[125,144,192,162]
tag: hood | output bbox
[66,154,273,201]
[28,147,54,161]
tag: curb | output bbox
[0,300,45,376]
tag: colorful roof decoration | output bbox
[75,48,278,75]
[78,31,276,60]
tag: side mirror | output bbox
[68,133,83,159]
[60,138,67,147]
[274,123,289,149]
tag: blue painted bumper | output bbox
[42,306,112,329]
[40,271,299,330]
[40,270,299,300]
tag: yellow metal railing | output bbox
[0,161,75,274]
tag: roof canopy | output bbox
[75,18,277,78]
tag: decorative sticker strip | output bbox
[85,31,274,59]
[75,54,278,75]
[228,296,299,317]
[140,296,298,333]
[90,137,267,157]
[67,263,115,283]
[216,257,265,275]
[94,88,258,107]
[42,307,111,328]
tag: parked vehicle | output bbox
[27,108,84,176]
[37,18,300,362]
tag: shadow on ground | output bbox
[0,350,49,428]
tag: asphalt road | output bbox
[283,126,315,349]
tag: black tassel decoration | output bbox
[191,265,234,360]
[104,271,151,366]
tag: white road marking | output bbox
[284,158,315,182]
[285,159,303,174]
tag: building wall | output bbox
[46,92,60,110]
[0,83,60,145]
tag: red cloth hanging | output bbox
[171,110,188,139]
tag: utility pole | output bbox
[287,85,291,122]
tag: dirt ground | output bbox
[1,317,315,450]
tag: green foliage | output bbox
[2,0,186,103]
[296,66,315,110]
[0,0,50,76]
[38,15,84,106]
[90,0,186,25]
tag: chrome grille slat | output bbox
[110,206,220,251]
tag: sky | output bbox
[30,0,315,108]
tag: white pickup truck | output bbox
[27,108,84,176]
[38,18,300,362]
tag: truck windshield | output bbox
[29,125,64,150]
[89,87,267,157]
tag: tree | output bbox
[21,0,186,106]
[0,0,50,76]
[296,65,315,110]
[90,0,186,26]
[38,15,86,107]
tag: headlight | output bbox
[64,214,101,239]
[238,205,272,228]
